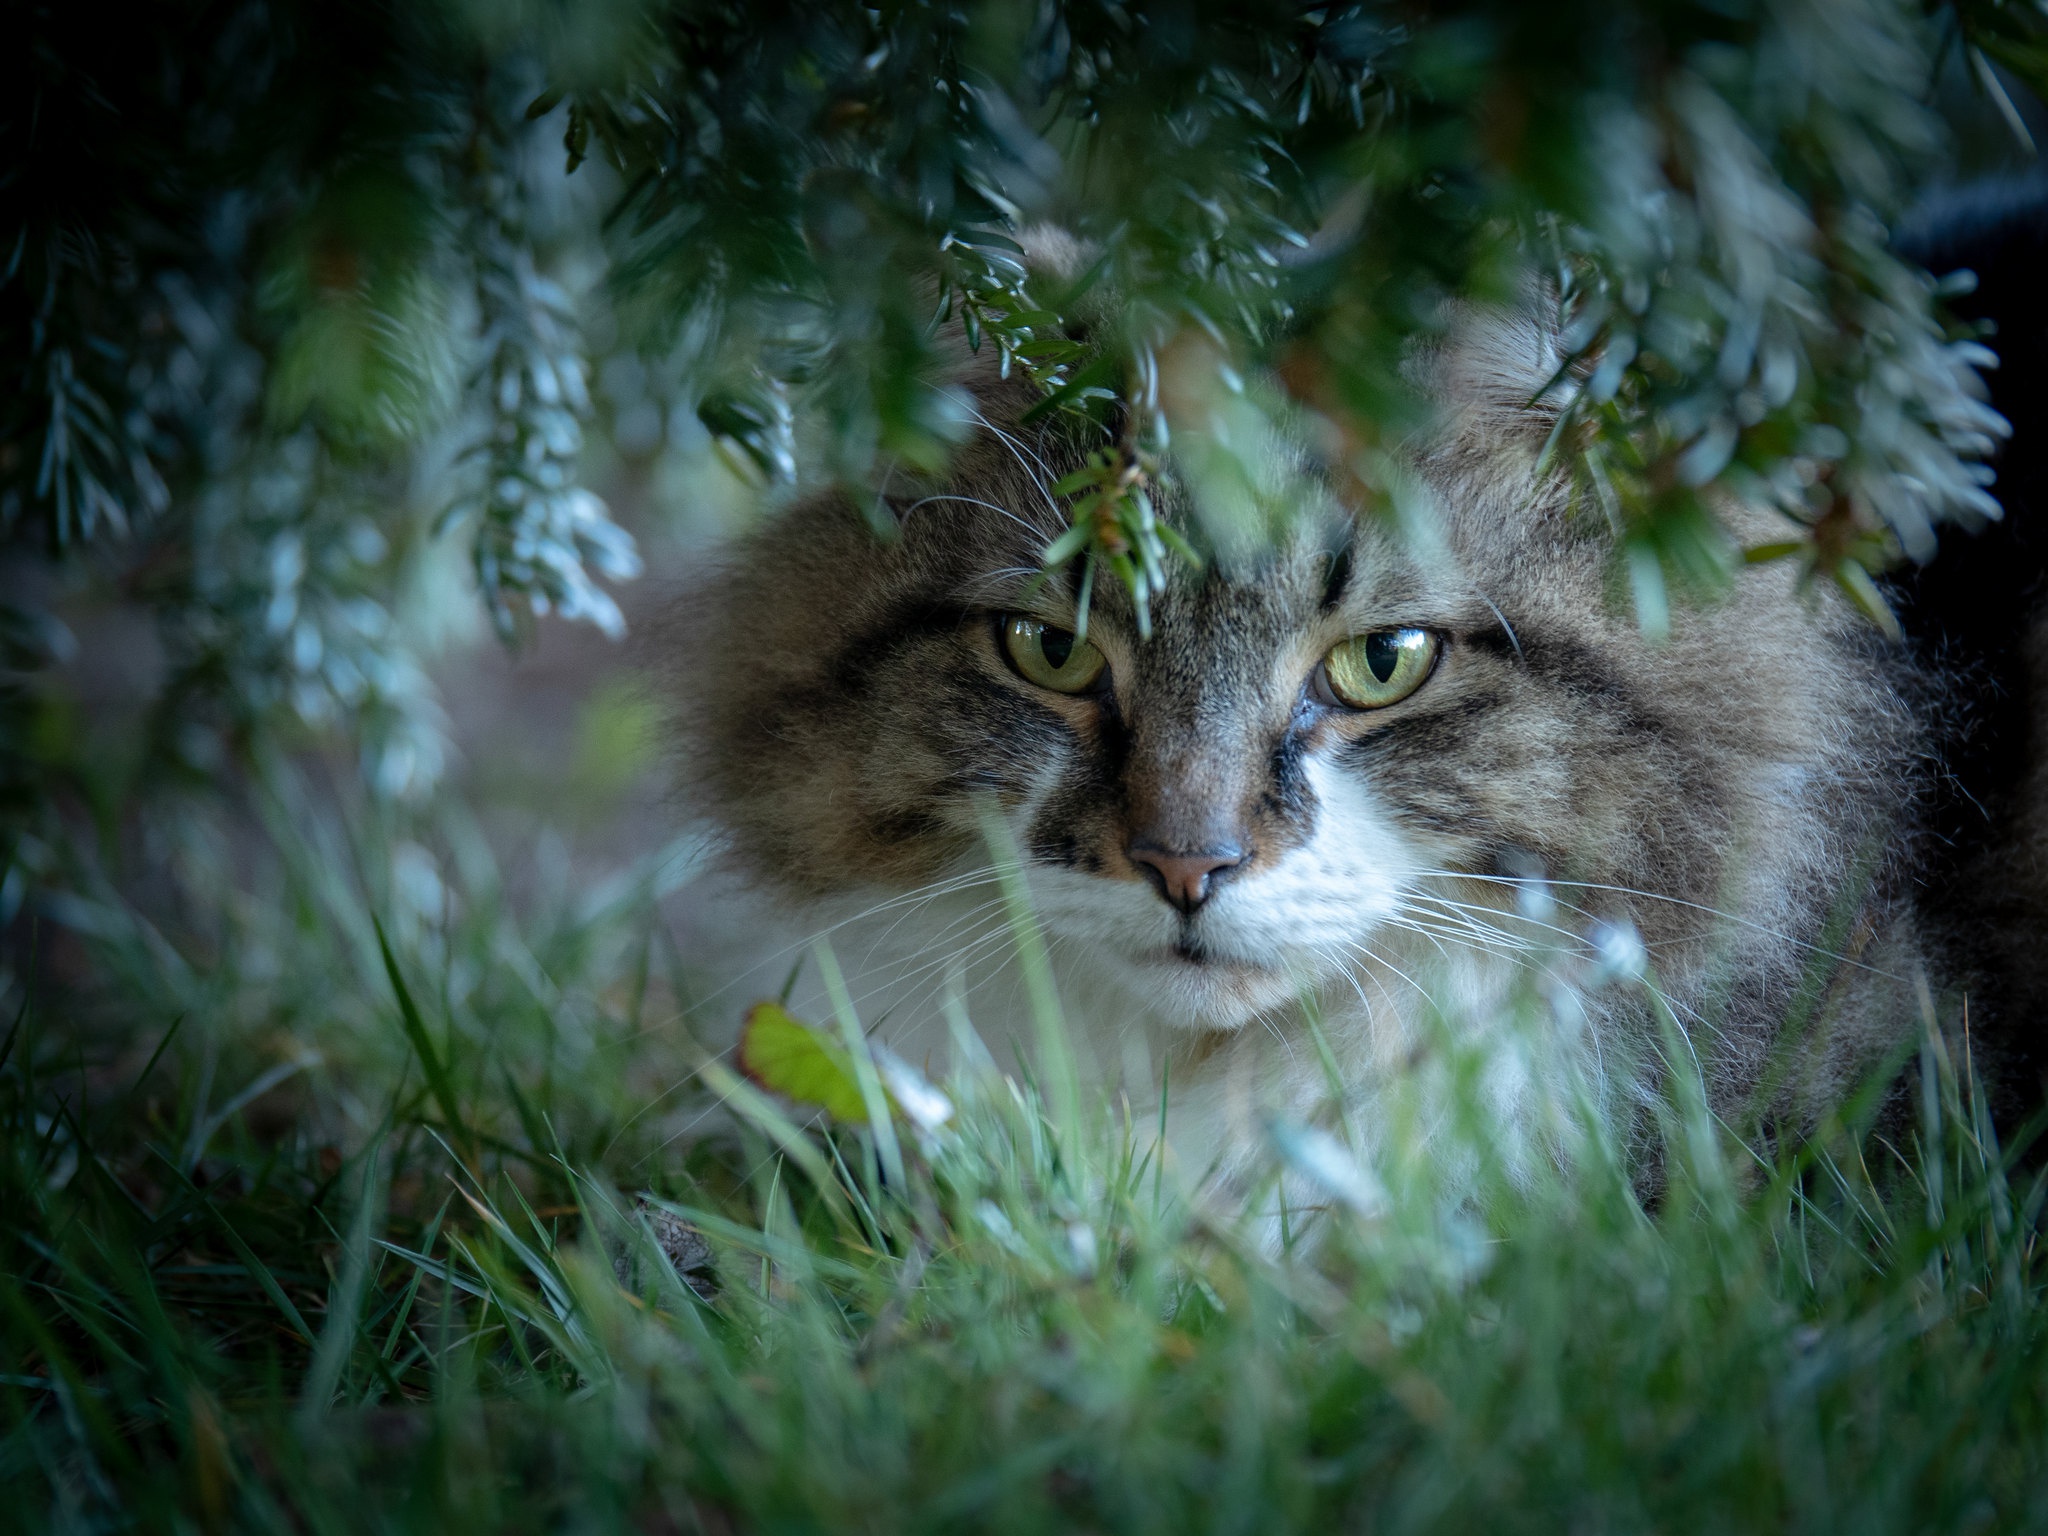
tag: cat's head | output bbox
[675,308,1890,1034]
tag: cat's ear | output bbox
[1413,283,1575,458]
[869,225,1107,532]
[928,224,1106,400]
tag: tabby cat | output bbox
[672,197,2047,1195]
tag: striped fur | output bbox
[668,301,1934,1195]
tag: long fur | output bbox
[662,226,2038,1198]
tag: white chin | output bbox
[1099,945,1304,1031]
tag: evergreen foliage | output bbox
[7,0,2047,822]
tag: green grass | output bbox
[6,768,2048,1534]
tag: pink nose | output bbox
[1127,843,1245,914]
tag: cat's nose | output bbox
[1127,842,1245,914]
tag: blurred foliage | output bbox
[2,0,2047,830]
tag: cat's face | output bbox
[680,318,1873,1038]
[942,523,1547,1030]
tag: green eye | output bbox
[1322,627,1440,709]
[1002,617,1106,694]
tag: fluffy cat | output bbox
[669,209,2041,1199]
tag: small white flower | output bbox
[1589,920,1648,984]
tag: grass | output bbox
[6,764,2048,1534]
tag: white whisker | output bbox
[1409,869,1904,982]
[897,492,1048,546]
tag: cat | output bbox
[667,207,2043,1205]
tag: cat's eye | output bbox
[1320,627,1440,709]
[1002,616,1106,694]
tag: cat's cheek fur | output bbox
[1196,756,1422,964]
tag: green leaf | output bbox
[1743,540,1809,565]
[1050,465,1103,498]
[1832,558,1904,642]
[737,1001,868,1123]
[1040,520,1093,569]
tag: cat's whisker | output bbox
[1410,867,1741,939]
[1412,880,1703,959]
[854,891,1012,968]
[891,907,1085,1012]
[882,925,1020,1002]
[1409,892,1608,952]
[830,867,1009,923]
[611,869,1013,1052]
[801,875,1011,963]
[1334,939,1446,1019]
[1313,941,1391,1030]
[1401,890,1593,954]
[637,919,1036,1165]
[1378,909,1464,966]
[1379,908,1554,969]
[1636,974,1737,1057]
[1408,869,1906,982]
[1391,902,1554,959]
[971,407,1066,487]
[896,492,1051,550]
[1407,889,1842,1061]
[1226,1000,1295,1059]
[840,922,1021,1017]
[1368,922,1577,1007]
[1387,897,1740,1062]
[933,932,1068,1041]
[964,406,1069,535]
[605,937,1002,1160]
